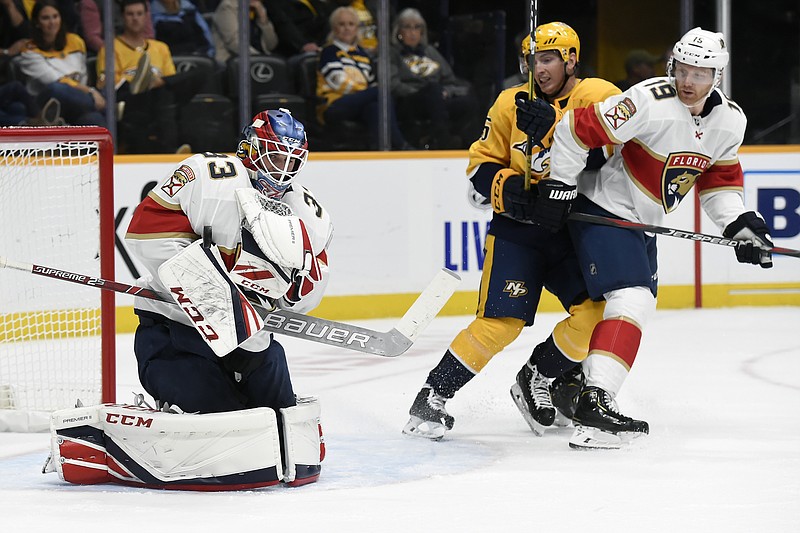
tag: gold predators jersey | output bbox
[96,38,176,89]
[468,78,620,183]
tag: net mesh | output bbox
[0,138,104,426]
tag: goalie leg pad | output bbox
[49,404,285,491]
[280,395,324,486]
[49,405,112,485]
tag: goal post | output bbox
[0,126,116,432]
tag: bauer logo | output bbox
[261,313,371,348]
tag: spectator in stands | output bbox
[389,7,479,149]
[212,0,277,65]
[263,0,332,57]
[614,49,660,91]
[17,0,106,126]
[78,0,154,55]
[1,0,30,61]
[19,0,78,32]
[317,5,410,150]
[332,0,377,56]
[98,0,201,153]
[0,80,41,125]
[150,0,214,58]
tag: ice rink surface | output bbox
[1,307,799,532]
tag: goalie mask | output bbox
[237,109,309,198]
[667,27,729,103]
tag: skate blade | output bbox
[568,425,646,450]
[402,416,446,441]
[553,409,573,428]
[509,383,551,437]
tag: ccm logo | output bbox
[170,287,220,341]
[239,277,271,295]
[105,413,153,427]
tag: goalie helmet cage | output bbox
[0,126,115,432]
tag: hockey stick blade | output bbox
[0,256,461,357]
[261,268,460,357]
[568,212,800,258]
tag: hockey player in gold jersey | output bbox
[403,22,619,440]
[96,0,207,153]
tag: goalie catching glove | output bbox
[236,188,316,277]
[722,211,773,269]
[235,187,322,305]
[515,92,557,148]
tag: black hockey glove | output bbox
[490,169,536,221]
[532,179,577,232]
[722,211,773,269]
[515,92,556,148]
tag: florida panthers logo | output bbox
[161,165,195,197]
[603,97,637,130]
[661,152,711,213]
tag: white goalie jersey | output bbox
[125,152,333,329]
[550,77,749,231]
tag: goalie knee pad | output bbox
[48,404,285,491]
[280,395,325,487]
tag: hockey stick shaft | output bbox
[0,256,461,356]
[523,0,538,191]
[568,212,800,258]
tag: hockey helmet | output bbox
[237,109,308,198]
[520,22,580,75]
[668,27,728,90]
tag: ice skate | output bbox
[550,364,585,427]
[569,386,649,450]
[510,362,555,436]
[402,385,454,441]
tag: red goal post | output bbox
[0,126,116,432]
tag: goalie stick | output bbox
[568,212,800,258]
[0,256,461,357]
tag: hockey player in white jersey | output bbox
[44,109,332,489]
[520,28,774,449]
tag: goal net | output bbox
[0,126,116,432]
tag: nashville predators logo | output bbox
[511,144,552,180]
[503,280,528,297]
[161,165,195,197]
[603,97,637,130]
[404,55,440,77]
[661,152,711,213]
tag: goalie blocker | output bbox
[43,396,325,490]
